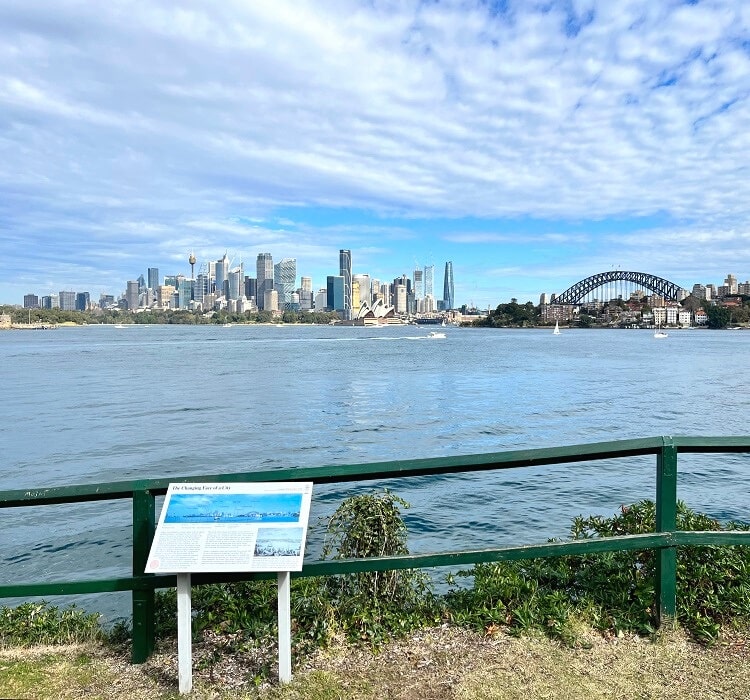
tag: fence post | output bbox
[132,487,156,663]
[655,436,677,627]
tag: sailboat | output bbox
[553,320,561,335]
[654,322,668,339]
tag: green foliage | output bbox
[477,299,539,327]
[321,491,438,644]
[706,305,731,329]
[0,602,101,647]
[446,500,750,645]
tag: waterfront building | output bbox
[75,292,90,311]
[327,275,345,314]
[125,281,139,311]
[314,288,327,310]
[352,279,361,315]
[678,309,692,327]
[339,249,352,320]
[256,253,273,310]
[443,261,454,310]
[23,294,39,309]
[147,267,159,290]
[274,258,296,306]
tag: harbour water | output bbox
[2,324,750,621]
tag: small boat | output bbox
[114,324,126,329]
[553,320,561,335]
[428,331,446,339]
[654,323,668,339]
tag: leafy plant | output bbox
[0,602,101,647]
[446,500,750,644]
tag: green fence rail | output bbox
[2,435,750,663]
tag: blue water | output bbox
[2,324,750,621]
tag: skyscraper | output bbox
[424,265,434,300]
[59,291,76,311]
[339,249,352,321]
[327,275,345,314]
[274,258,297,307]
[256,253,274,310]
[443,261,454,310]
[413,269,424,301]
[126,281,139,311]
[215,253,229,298]
[147,267,160,290]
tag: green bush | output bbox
[446,500,750,644]
[0,602,101,646]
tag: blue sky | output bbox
[2,0,749,307]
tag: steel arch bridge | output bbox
[554,271,686,305]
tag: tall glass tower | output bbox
[443,261,454,310]
[424,265,434,299]
[339,249,352,320]
[274,258,297,307]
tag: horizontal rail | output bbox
[3,436,750,508]
[4,529,750,600]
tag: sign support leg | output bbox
[277,571,292,683]
[177,573,192,694]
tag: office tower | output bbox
[177,278,193,308]
[353,274,371,306]
[339,249,352,320]
[724,274,738,295]
[443,261,454,310]
[58,291,76,311]
[314,288,328,310]
[215,253,229,298]
[256,253,273,310]
[413,269,424,301]
[137,274,146,292]
[245,276,257,301]
[99,294,115,308]
[194,273,210,304]
[300,276,312,293]
[394,284,407,314]
[424,265,434,299]
[148,267,160,290]
[23,294,39,309]
[126,281,140,311]
[274,258,296,307]
[75,292,90,311]
[41,295,59,309]
[327,275,345,313]
[228,265,244,300]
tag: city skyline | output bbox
[2,2,750,306]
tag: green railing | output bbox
[2,435,750,663]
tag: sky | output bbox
[2,0,749,308]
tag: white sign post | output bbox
[145,482,313,694]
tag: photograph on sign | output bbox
[145,482,313,574]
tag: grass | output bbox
[1,625,749,699]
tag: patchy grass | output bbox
[1,626,750,699]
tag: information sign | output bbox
[145,482,313,574]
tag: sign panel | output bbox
[145,482,313,574]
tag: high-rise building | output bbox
[394,284,407,314]
[23,294,39,309]
[424,265,434,299]
[125,281,140,311]
[443,261,454,310]
[353,274,371,307]
[176,278,193,308]
[41,295,59,309]
[300,276,312,293]
[59,291,76,311]
[75,292,90,311]
[245,276,257,301]
[147,267,160,290]
[256,253,274,310]
[194,274,210,304]
[215,254,229,298]
[339,249,352,320]
[274,258,297,307]
[327,275,345,314]
[413,269,424,301]
[227,265,244,300]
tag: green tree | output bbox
[706,306,731,329]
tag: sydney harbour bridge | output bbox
[552,271,687,305]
